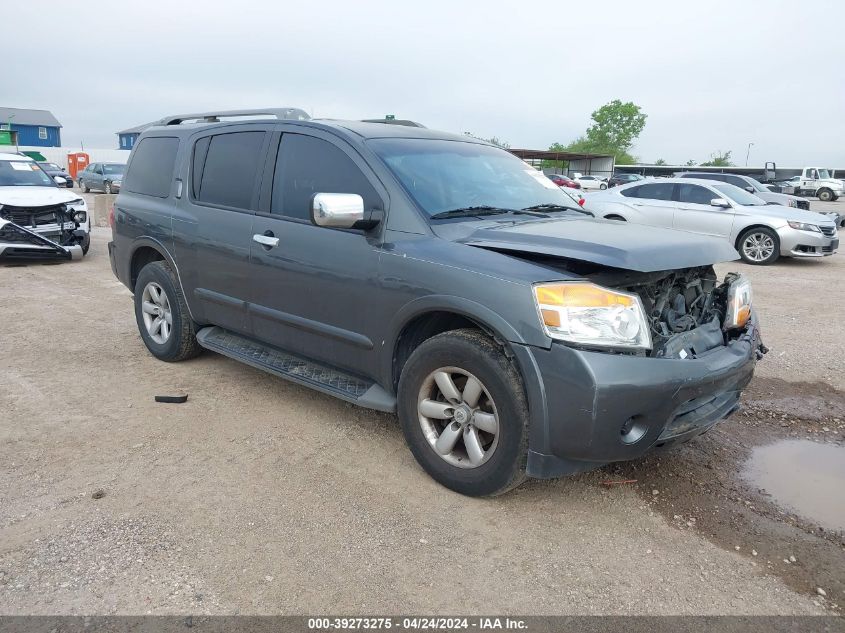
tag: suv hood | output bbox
[442,217,739,272]
[0,186,79,207]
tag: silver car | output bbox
[587,178,838,265]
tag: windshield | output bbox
[745,176,769,193]
[714,184,767,206]
[369,138,582,216]
[0,160,56,187]
[103,164,125,175]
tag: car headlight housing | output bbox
[65,198,86,208]
[787,220,820,232]
[72,210,87,224]
[724,275,753,331]
[533,282,652,350]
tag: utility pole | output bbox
[745,142,754,167]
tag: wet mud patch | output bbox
[608,377,845,611]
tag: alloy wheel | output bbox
[141,282,172,344]
[417,367,500,468]
[742,232,775,262]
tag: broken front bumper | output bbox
[515,314,764,478]
[0,220,83,261]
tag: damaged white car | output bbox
[0,152,90,261]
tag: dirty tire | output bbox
[105,181,112,194]
[397,328,528,497]
[738,226,780,265]
[134,260,202,362]
[817,188,832,202]
[80,180,89,193]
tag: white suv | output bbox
[0,153,90,260]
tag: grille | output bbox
[0,204,67,228]
[820,225,836,238]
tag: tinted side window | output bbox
[191,136,211,198]
[272,134,379,220]
[196,131,266,210]
[725,175,748,188]
[677,183,716,205]
[621,182,674,200]
[124,137,179,198]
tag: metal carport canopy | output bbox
[508,149,615,162]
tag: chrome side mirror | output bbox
[311,193,365,228]
[710,198,731,208]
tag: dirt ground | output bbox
[0,195,843,615]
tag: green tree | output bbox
[685,159,698,166]
[700,150,733,167]
[463,132,510,149]
[654,158,667,166]
[548,100,647,165]
[583,99,647,156]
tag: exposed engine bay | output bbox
[0,203,87,261]
[588,265,738,358]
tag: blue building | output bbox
[117,122,154,150]
[0,107,62,147]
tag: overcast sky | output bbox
[6,0,843,166]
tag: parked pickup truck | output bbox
[109,109,765,496]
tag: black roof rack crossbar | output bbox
[360,118,426,128]
[159,108,311,125]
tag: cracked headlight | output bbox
[533,282,652,350]
[787,221,820,232]
[72,210,87,223]
[725,276,753,331]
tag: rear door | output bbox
[171,125,272,335]
[247,129,386,378]
[618,182,677,227]
[672,182,735,238]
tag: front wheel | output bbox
[79,233,90,255]
[134,260,202,362]
[397,329,528,497]
[600,183,607,190]
[104,181,112,194]
[817,188,833,202]
[80,180,89,193]
[738,227,780,265]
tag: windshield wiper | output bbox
[429,206,512,220]
[521,203,594,217]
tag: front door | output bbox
[247,130,386,379]
[171,125,272,335]
[672,182,735,238]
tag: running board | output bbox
[195,327,396,412]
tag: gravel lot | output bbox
[0,193,842,615]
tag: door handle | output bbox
[253,232,279,248]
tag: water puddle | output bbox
[744,439,845,533]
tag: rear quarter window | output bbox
[124,137,179,198]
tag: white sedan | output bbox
[573,174,608,190]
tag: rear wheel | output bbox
[134,261,202,362]
[738,227,779,265]
[600,183,607,190]
[397,329,528,497]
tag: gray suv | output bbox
[109,109,765,496]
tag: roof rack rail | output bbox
[159,108,311,125]
[360,118,426,128]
